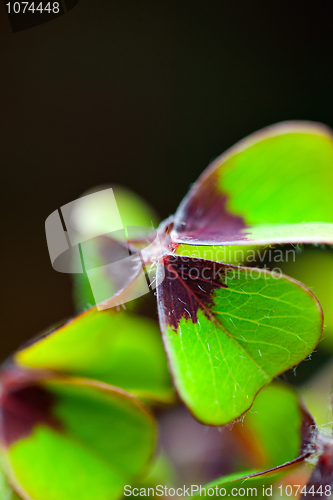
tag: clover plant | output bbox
[1,121,333,500]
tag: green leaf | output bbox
[14,307,174,404]
[279,247,333,350]
[194,383,316,499]
[301,359,333,429]
[233,382,316,471]
[192,470,283,499]
[218,123,333,224]
[0,464,22,500]
[129,452,177,498]
[157,256,323,425]
[172,122,333,246]
[0,375,156,500]
[197,222,333,246]
[240,223,333,246]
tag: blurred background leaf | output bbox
[0,464,22,500]
[1,376,156,500]
[143,382,315,490]
[280,247,333,350]
[189,382,316,499]
[15,307,175,404]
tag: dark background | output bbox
[1,1,333,360]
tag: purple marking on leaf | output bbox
[173,173,248,243]
[158,255,229,331]
[0,381,62,447]
[300,403,317,455]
